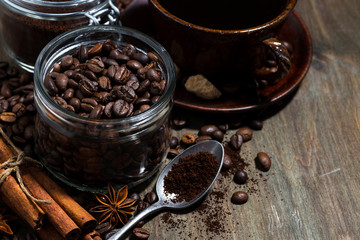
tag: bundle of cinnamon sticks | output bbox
[0,136,100,240]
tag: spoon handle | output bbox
[108,201,163,240]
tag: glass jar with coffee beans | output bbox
[0,0,122,72]
[33,25,176,192]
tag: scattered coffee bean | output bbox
[199,124,218,136]
[129,193,141,204]
[235,127,253,142]
[256,152,271,171]
[212,130,224,142]
[169,136,179,149]
[231,191,248,205]
[181,133,196,145]
[95,222,113,235]
[167,148,179,159]
[137,200,150,212]
[136,220,145,228]
[222,153,232,171]
[250,119,263,130]
[230,134,243,150]
[132,227,150,239]
[234,170,248,184]
[217,123,229,133]
[172,115,187,129]
[144,191,158,204]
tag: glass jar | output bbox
[0,0,121,72]
[33,25,176,192]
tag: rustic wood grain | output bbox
[1,0,359,239]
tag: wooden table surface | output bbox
[145,0,360,239]
[1,0,360,239]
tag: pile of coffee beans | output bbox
[44,39,166,119]
[0,61,36,156]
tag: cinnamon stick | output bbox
[0,138,44,230]
[30,167,97,234]
[21,168,81,240]
[37,220,65,240]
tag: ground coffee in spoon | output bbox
[163,151,219,203]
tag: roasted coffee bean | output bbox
[151,95,161,104]
[127,60,143,71]
[103,39,117,53]
[137,79,150,94]
[144,191,158,204]
[256,152,271,171]
[234,170,248,184]
[89,105,103,119]
[129,193,141,204]
[236,127,253,142]
[132,52,150,65]
[98,76,112,90]
[104,102,114,118]
[199,125,219,136]
[78,45,89,62]
[172,115,187,129]
[212,130,224,142]
[167,148,179,159]
[79,79,98,96]
[230,134,243,150]
[7,66,18,77]
[222,153,232,171]
[0,112,17,122]
[69,98,81,111]
[12,103,26,117]
[95,222,113,235]
[88,42,103,56]
[87,56,105,73]
[137,200,150,212]
[81,98,98,112]
[113,99,130,117]
[169,136,179,149]
[146,68,160,82]
[122,44,136,56]
[181,133,196,145]
[250,119,263,130]
[135,97,151,106]
[195,135,212,143]
[149,80,165,95]
[126,78,140,91]
[1,83,13,98]
[231,191,248,205]
[132,227,150,240]
[217,123,229,133]
[63,88,75,101]
[0,99,9,112]
[147,52,158,62]
[139,104,150,112]
[61,55,74,69]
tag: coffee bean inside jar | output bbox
[33,26,176,192]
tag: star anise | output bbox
[90,184,136,228]
[0,207,17,235]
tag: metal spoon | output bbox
[109,140,224,240]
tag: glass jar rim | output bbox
[34,25,176,127]
[0,0,108,19]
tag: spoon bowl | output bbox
[109,140,224,240]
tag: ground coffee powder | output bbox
[163,151,219,203]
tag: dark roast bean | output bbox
[6,66,18,77]
[212,130,224,142]
[137,79,150,94]
[236,127,253,142]
[151,95,160,104]
[217,123,229,133]
[1,83,13,98]
[222,153,232,171]
[84,70,98,81]
[69,98,81,111]
[132,227,150,239]
[181,133,196,145]
[103,39,117,53]
[89,105,103,119]
[167,148,179,159]
[129,193,141,204]
[12,103,26,117]
[78,45,89,62]
[79,79,98,96]
[127,60,143,71]
[147,52,158,62]
[250,119,263,130]
[60,55,74,69]
[136,221,145,228]
[231,191,248,205]
[95,222,113,235]
[0,100,9,112]
[199,125,218,136]
[113,99,130,117]
[146,68,160,82]
[88,42,103,56]
[144,191,158,204]
[172,115,187,129]
[132,52,149,65]
[87,56,105,73]
[256,152,271,171]
[63,88,75,101]
[149,80,165,95]
[104,102,114,118]
[169,136,179,149]
[234,170,248,184]
[97,76,112,90]
[122,44,136,56]
[137,200,150,212]
[230,134,243,150]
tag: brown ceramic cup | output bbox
[148,0,296,82]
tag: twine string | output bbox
[0,127,51,204]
